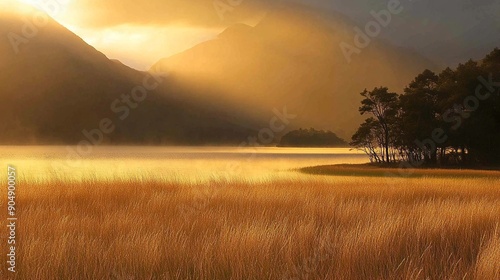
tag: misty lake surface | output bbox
[0,146,369,182]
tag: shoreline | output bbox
[300,163,500,178]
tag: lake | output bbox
[0,146,369,183]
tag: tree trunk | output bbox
[385,130,390,163]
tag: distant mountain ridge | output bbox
[0,3,259,145]
[290,0,500,67]
[151,3,434,139]
[4,2,492,146]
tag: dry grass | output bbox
[1,174,499,279]
[300,164,500,179]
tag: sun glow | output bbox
[13,0,75,25]
[5,0,219,70]
[16,0,42,6]
[70,24,220,70]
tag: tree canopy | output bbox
[351,48,500,167]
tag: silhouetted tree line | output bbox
[351,48,500,166]
[279,128,347,147]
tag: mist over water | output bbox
[0,146,369,183]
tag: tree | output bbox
[358,87,399,163]
[399,69,440,164]
[350,48,500,167]
[350,118,383,162]
[474,48,500,165]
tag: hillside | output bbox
[278,128,348,147]
[151,4,434,139]
[0,4,258,145]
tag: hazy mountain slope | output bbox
[380,0,500,66]
[151,4,434,139]
[289,0,500,67]
[0,4,257,145]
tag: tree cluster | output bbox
[351,48,500,166]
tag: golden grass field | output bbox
[1,167,499,280]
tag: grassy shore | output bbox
[1,173,499,279]
[300,164,500,179]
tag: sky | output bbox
[9,0,500,69]
[10,0,269,70]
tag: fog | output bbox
[0,146,368,182]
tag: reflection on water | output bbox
[0,146,369,183]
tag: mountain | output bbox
[0,4,258,145]
[285,0,500,67]
[151,4,434,139]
